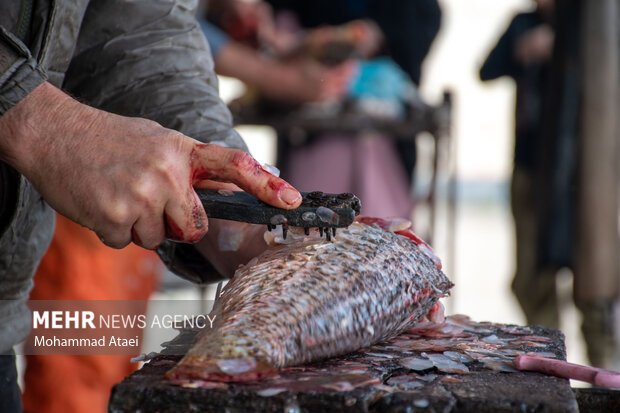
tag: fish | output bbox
[164,218,453,382]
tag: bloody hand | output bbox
[0,82,301,249]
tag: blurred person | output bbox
[199,19,356,103]
[262,0,441,86]
[227,0,442,185]
[0,1,302,413]
[266,0,441,218]
[479,1,558,328]
[484,0,620,371]
[208,0,441,85]
[540,1,619,369]
[205,0,274,48]
[206,0,441,218]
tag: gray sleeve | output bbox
[63,0,246,150]
[0,26,46,116]
[63,0,247,284]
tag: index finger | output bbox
[190,143,302,209]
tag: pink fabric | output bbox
[284,134,414,219]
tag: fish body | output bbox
[165,221,453,382]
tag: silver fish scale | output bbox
[170,223,453,379]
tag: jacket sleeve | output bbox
[63,0,248,284]
[479,17,520,82]
[0,26,46,116]
[370,0,441,86]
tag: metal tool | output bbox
[196,189,361,240]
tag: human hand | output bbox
[514,24,554,65]
[215,41,357,103]
[209,0,274,47]
[306,20,384,60]
[279,59,357,103]
[0,82,301,249]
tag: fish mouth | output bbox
[164,355,276,383]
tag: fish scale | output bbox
[165,222,453,382]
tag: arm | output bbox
[215,41,354,103]
[198,17,353,103]
[0,80,300,250]
[479,23,519,82]
[479,13,553,82]
[65,0,305,282]
[480,16,553,82]
[0,0,302,282]
[369,0,441,85]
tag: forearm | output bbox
[0,82,74,176]
[47,0,302,283]
[215,42,303,101]
[0,78,300,248]
[215,43,269,84]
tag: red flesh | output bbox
[164,213,185,241]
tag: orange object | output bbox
[22,213,161,413]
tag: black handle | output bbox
[196,189,361,228]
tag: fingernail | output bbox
[280,187,301,205]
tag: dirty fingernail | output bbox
[280,187,301,205]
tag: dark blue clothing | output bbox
[198,18,230,59]
[481,11,575,270]
[480,12,550,170]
